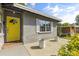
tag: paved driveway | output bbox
[0,43,30,56]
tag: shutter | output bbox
[36,18,40,32]
[51,22,53,32]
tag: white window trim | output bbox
[36,18,52,33]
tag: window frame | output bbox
[36,18,52,33]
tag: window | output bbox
[62,27,70,34]
[36,19,51,33]
[76,27,79,33]
[45,21,51,31]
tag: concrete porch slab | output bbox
[24,38,68,56]
[0,43,30,56]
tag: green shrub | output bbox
[58,34,79,56]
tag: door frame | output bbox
[3,8,23,43]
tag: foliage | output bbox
[57,23,62,26]
[62,23,70,26]
[57,22,70,26]
[75,15,79,25]
[58,34,79,56]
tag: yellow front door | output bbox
[6,16,20,42]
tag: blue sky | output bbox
[27,3,79,24]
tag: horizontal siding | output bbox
[23,12,37,44]
[23,11,58,44]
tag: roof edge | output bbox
[13,3,62,22]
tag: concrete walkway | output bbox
[0,43,30,56]
[24,38,68,56]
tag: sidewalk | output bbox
[24,38,68,56]
[0,43,30,56]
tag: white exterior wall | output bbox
[23,12,58,44]
[0,4,4,50]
